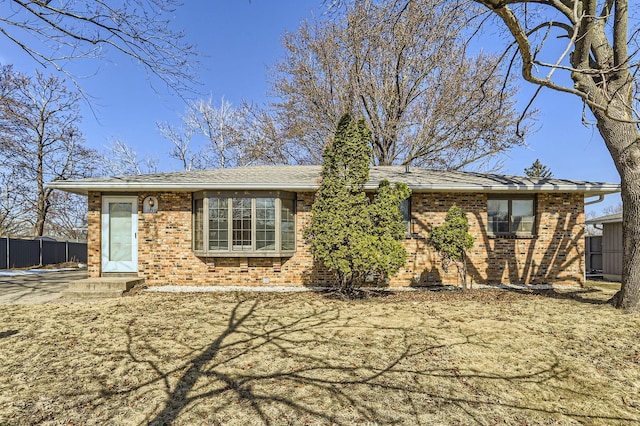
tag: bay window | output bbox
[193,191,296,256]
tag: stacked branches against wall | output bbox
[304,114,410,294]
[269,0,527,168]
[0,66,98,237]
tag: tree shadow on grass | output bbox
[88,294,638,425]
[0,329,18,338]
[482,285,612,306]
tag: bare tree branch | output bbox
[0,0,198,94]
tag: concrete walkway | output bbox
[0,269,87,304]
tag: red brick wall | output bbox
[86,191,585,286]
[392,192,585,286]
[87,191,101,278]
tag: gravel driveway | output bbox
[0,269,87,304]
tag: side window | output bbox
[281,198,296,251]
[194,198,204,251]
[488,196,535,235]
[488,199,509,234]
[255,198,276,251]
[400,198,411,235]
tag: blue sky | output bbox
[0,1,621,214]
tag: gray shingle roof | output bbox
[48,165,621,196]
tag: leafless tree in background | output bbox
[0,167,29,235]
[101,138,159,176]
[269,0,526,168]
[158,98,291,171]
[184,98,245,169]
[0,66,98,237]
[44,191,88,241]
[0,0,197,93]
[157,121,202,171]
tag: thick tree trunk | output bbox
[593,110,640,311]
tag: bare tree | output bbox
[0,167,29,235]
[158,98,289,171]
[0,0,196,93]
[156,121,203,171]
[45,191,88,241]
[603,203,624,217]
[0,67,98,237]
[470,0,639,310]
[101,138,159,176]
[269,0,525,168]
[184,98,247,169]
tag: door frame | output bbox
[101,196,138,273]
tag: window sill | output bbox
[194,250,296,258]
[488,234,537,240]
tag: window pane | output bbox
[194,198,203,251]
[232,198,252,251]
[209,198,228,250]
[281,198,295,251]
[488,199,509,233]
[400,198,411,233]
[109,202,132,261]
[256,198,276,250]
[511,200,534,233]
[512,200,534,217]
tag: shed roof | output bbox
[585,212,622,224]
[48,165,621,196]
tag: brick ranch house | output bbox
[49,165,620,288]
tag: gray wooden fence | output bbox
[0,237,87,269]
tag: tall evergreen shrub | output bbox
[304,114,410,293]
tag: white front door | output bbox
[102,196,138,273]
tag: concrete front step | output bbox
[63,277,145,299]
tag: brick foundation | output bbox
[86,191,585,287]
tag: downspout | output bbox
[584,194,605,206]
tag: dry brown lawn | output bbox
[0,283,639,425]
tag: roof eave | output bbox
[47,181,622,197]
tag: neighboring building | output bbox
[586,212,623,281]
[49,165,620,288]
